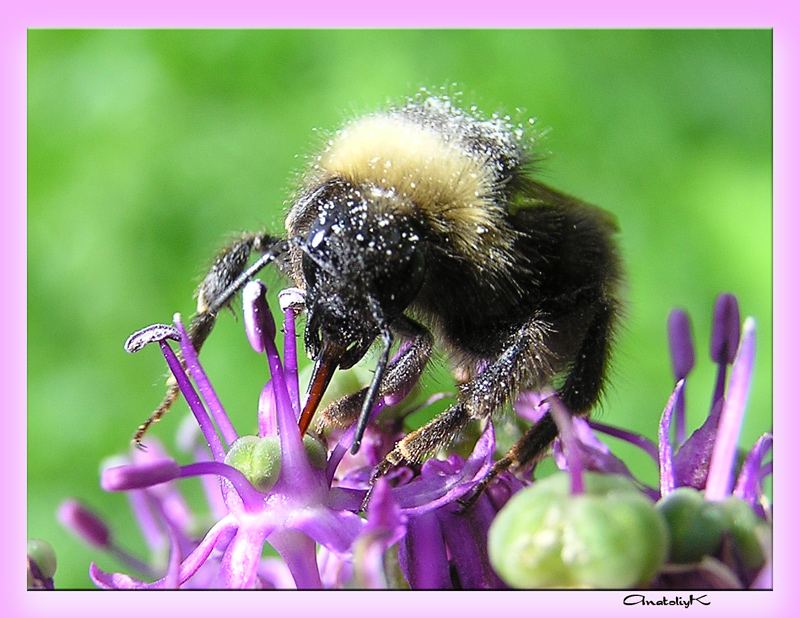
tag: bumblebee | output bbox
[135,92,623,494]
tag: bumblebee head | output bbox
[296,178,425,434]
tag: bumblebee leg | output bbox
[462,297,617,508]
[458,413,558,510]
[132,231,284,446]
[192,232,286,349]
[373,315,559,475]
[318,315,434,430]
[362,400,473,510]
[556,297,617,415]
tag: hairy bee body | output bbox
[137,92,623,493]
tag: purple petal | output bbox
[658,380,684,496]
[218,524,270,588]
[352,478,408,588]
[161,513,184,589]
[548,397,584,495]
[733,433,773,508]
[268,529,323,589]
[364,476,407,545]
[514,389,554,423]
[92,516,236,589]
[552,417,634,479]
[452,422,495,477]
[289,506,365,555]
[438,498,505,589]
[173,515,239,586]
[393,423,494,514]
[399,511,451,589]
[258,557,297,589]
[672,396,724,490]
[90,563,158,589]
[325,401,387,482]
[484,471,526,512]
[353,539,388,588]
[126,490,166,554]
[317,544,353,588]
[706,317,756,501]
[327,486,368,511]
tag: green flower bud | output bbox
[225,435,282,492]
[719,496,768,569]
[27,538,57,587]
[303,433,328,470]
[656,489,768,569]
[225,433,328,492]
[489,472,668,588]
[656,487,728,563]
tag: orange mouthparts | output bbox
[298,352,338,435]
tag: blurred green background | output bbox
[28,30,772,588]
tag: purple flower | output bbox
[392,423,509,589]
[58,453,203,587]
[490,294,771,589]
[87,281,366,588]
[654,295,771,588]
[328,404,517,588]
[77,280,521,590]
[318,476,407,588]
[660,295,770,505]
[557,293,772,520]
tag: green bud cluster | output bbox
[488,473,668,588]
[225,433,327,493]
[656,487,767,568]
